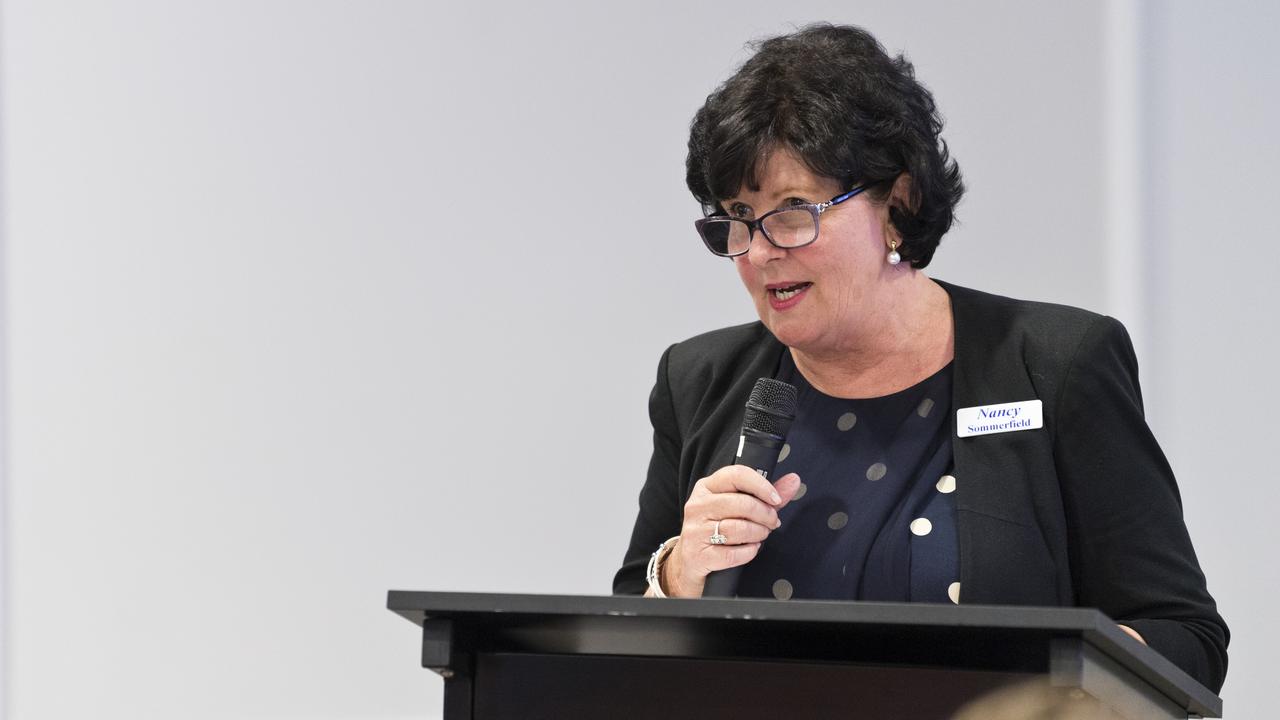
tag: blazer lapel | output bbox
[936,280,1067,606]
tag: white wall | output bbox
[0,1,1267,717]
[1140,2,1280,713]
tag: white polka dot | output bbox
[827,511,849,530]
[948,582,961,604]
[910,517,933,536]
[778,443,791,462]
[866,462,887,481]
[836,412,858,431]
[917,397,935,418]
[936,475,956,494]
[793,482,807,500]
[841,564,847,576]
[772,579,793,600]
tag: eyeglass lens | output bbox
[700,208,818,256]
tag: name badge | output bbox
[956,399,1043,438]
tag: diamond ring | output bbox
[709,520,727,545]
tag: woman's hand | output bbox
[662,466,803,597]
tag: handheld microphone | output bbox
[702,377,798,598]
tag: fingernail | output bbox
[774,517,782,529]
[771,491,782,504]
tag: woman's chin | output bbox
[760,317,815,350]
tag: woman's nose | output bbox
[745,229,786,267]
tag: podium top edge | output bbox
[386,589,1108,631]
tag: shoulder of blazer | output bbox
[665,321,781,385]
[937,279,1118,391]
[663,321,785,434]
[939,280,1107,349]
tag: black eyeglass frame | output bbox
[694,184,871,258]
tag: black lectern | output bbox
[386,591,1221,719]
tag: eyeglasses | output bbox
[694,185,870,257]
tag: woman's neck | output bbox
[789,273,954,399]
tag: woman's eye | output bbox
[729,203,752,218]
[785,197,811,207]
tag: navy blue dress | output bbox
[736,352,960,604]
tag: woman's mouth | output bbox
[768,282,813,309]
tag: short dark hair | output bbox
[685,24,964,268]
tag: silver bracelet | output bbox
[645,536,681,598]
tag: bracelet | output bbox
[645,536,681,598]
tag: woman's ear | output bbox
[880,173,914,248]
[889,172,914,212]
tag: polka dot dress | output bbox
[736,353,960,604]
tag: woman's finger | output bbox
[701,517,773,546]
[687,491,780,530]
[771,473,802,509]
[696,465,783,506]
[716,541,762,570]
[693,541,763,573]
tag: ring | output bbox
[709,520,727,545]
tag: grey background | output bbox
[0,1,1274,717]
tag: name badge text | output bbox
[957,399,1043,438]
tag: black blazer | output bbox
[613,280,1228,692]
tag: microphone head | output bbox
[743,378,798,437]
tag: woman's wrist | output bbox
[646,536,681,597]
[663,544,705,598]
[661,542,682,596]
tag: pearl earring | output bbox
[886,239,902,266]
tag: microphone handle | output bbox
[701,428,785,598]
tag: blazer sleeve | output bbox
[612,345,684,595]
[1053,315,1229,692]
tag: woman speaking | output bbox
[612,24,1228,693]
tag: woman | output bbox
[611,24,1227,692]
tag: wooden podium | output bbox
[386,591,1221,719]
